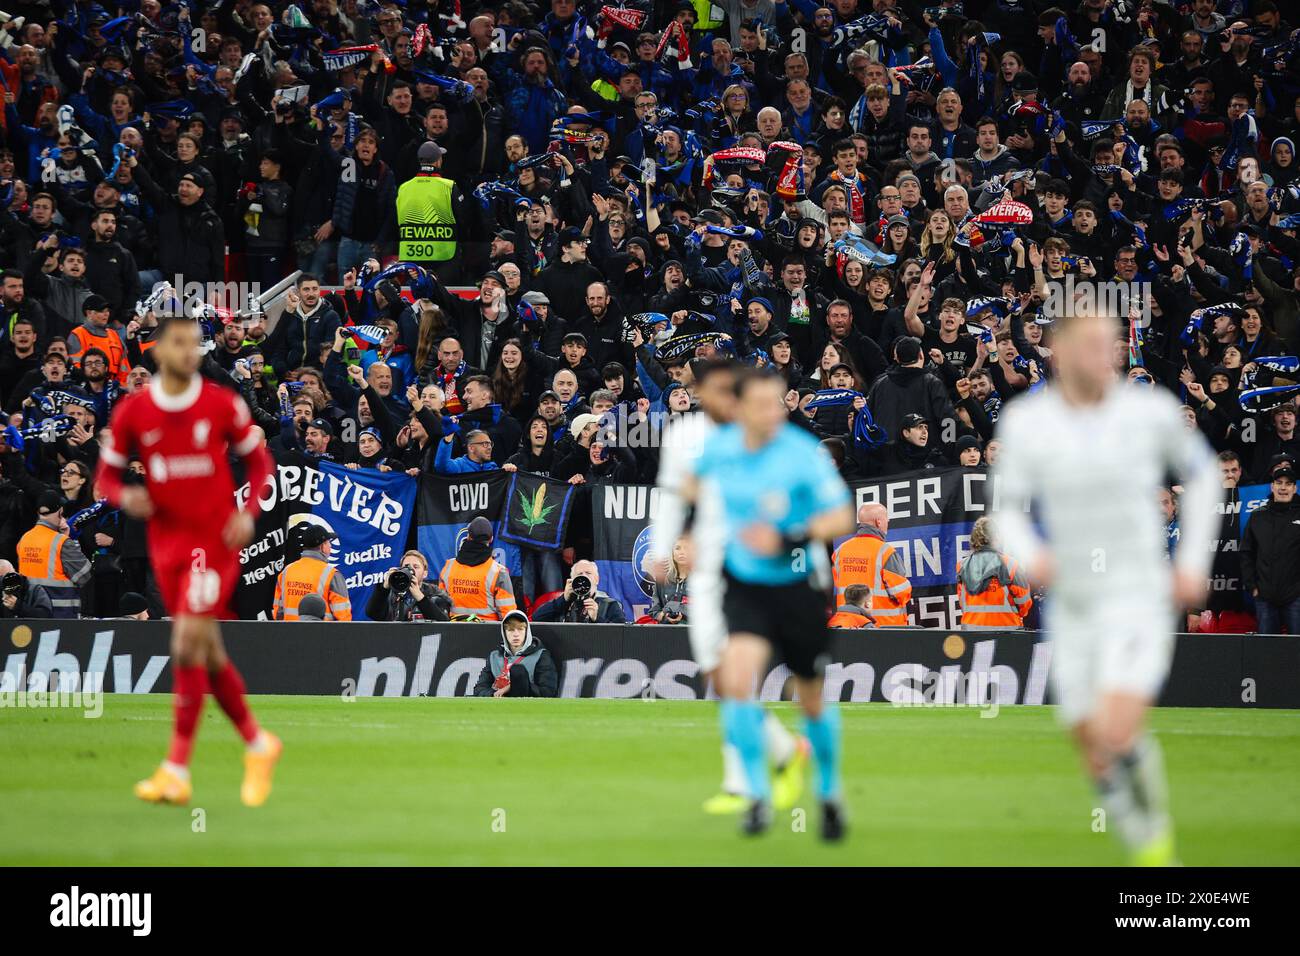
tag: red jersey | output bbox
[96,376,273,617]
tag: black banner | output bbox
[2,620,1297,707]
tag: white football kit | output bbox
[992,383,1220,723]
[651,412,728,671]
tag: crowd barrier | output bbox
[2,620,1297,707]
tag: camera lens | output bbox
[389,568,411,593]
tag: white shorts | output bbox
[1046,604,1176,726]
[687,563,728,672]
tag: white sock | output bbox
[1125,734,1172,841]
[246,730,270,754]
[763,712,797,768]
[162,760,190,780]
[721,744,748,796]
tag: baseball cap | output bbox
[692,208,726,225]
[82,294,111,312]
[36,490,64,515]
[296,522,337,548]
[307,417,334,436]
[562,332,589,347]
[1271,459,1296,481]
[538,389,562,403]
[467,516,494,539]
[493,229,518,244]
[886,214,910,229]
[418,140,445,165]
[901,412,929,430]
[570,412,602,439]
[177,171,207,191]
[558,226,590,247]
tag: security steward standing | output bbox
[273,523,353,621]
[830,502,912,626]
[438,516,518,621]
[955,516,1033,629]
[17,492,92,619]
[396,141,472,284]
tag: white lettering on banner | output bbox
[894,536,944,580]
[344,543,393,566]
[235,463,407,536]
[602,485,661,521]
[448,482,489,512]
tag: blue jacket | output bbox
[434,438,501,475]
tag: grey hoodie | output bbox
[472,610,559,697]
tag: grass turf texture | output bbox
[2,697,1298,866]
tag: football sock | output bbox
[721,699,771,801]
[1096,756,1146,849]
[763,712,797,768]
[721,743,748,795]
[1119,733,1171,841]
[166,665,209,767]
[209,661,260,746]
[803,705,842,801]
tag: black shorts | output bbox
[721,572,831,679]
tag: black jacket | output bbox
[131,163,226,286]
[472,611,559,697]
[364,579,451,622]
[1240,497,1300,606]
[533,588,627,623]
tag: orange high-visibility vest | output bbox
[956,551,1032,628]
[69,325,130,385]
[17,521,82,617]
[274,553,352,621]
[438,556,516,621]
[832,529,912,626]
[828,606,873,629]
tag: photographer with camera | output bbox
[0,559,54,618]
[472,609,559,698]
[647,535,692,624]
[532,560,626,624]
[364,550,451,622]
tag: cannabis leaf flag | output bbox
[499,471,577,552]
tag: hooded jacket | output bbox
[472,610,559,697]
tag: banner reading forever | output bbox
[234,450,418,620]
[591,468,1004,628]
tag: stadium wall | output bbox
[2,622,1297,707]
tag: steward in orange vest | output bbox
[956,550,1032,628]
[831,505,912,626]
[438,516,517,621]
[16,495,92,618]
[274,524,352,621]
[68,297,131,384]
[828,584,874,628]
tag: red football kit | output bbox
[97,375,274,618]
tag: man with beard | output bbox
[267,274,340,376]
[68,295,130,385]
[210,315,248,374]
[1157,31,1209,95]
[1051,61,1107,135]
[815,298,887,384]
[22,236,92,334]
[75,347,124,428]
[0,316,39,408]
[535,228,605,324]
[80,208,140,326]
[0,190,59,272]
[570,282,633,372]
[423,269,520,371]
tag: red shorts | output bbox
[150,531,241,619]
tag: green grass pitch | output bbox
[2,697,1298,866]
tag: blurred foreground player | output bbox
[993,311,1219,865]
[96,316,283,807]
[683,370,855,839]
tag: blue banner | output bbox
[1238,482,1272,535]
[236,451,417,620]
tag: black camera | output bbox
[570,574,592,601]
[663,600,684,619]
[389,567,412,594]
[2,572,24,595]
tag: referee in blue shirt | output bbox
[688,369,856,839]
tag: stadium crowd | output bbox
[0,0,1298,629]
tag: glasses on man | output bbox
[468,439,493,448]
